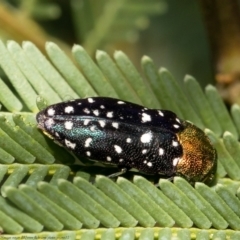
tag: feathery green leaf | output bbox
[0,40,240,239]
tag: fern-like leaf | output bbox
[0,40,240,239]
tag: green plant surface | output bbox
[96,50,140,103]
[73,177,137,227]
[184,76,222,136]
[0,41,240,239]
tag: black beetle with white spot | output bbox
[36,97,217,183]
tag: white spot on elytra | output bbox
[107,112,113,118]
[176,118,181,123]
[142,113,151,123]
[47,108,55,116]
[159,148,164,156]
[83,108,90,114]
[84,119,91,125]
[126,138,132,143]
[147,162,153,167]
[172,140,179,147]
[45,119,55,128]
[140,132,152,143]
[99,120,105,128]
[86,151,91,156]
[112,122,119,129]
[85,138,92,147]
[173,158,180,167]
[65,139,76,149]
[100,105,105,109]
[88,98,94,103]
[77,102,82,105]
[173,124,180,129]
[65,106,74,114]
[114,145,122,154]
[158,110,164,116]
[64,121,73,130]
[144,160,147,164]
[142,149,147,154]
[117,101,125,104]
[90,126,95,131]
[107,156,111,161]
[119,159,124,162]
[93,110,99,116]
[55,132,59,137]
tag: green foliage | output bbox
[0,41,240,239]
[72,0,167,54]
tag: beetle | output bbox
[36,97,217,183]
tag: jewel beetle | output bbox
[36,97,217,183]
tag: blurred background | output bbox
[0,0,239,105]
